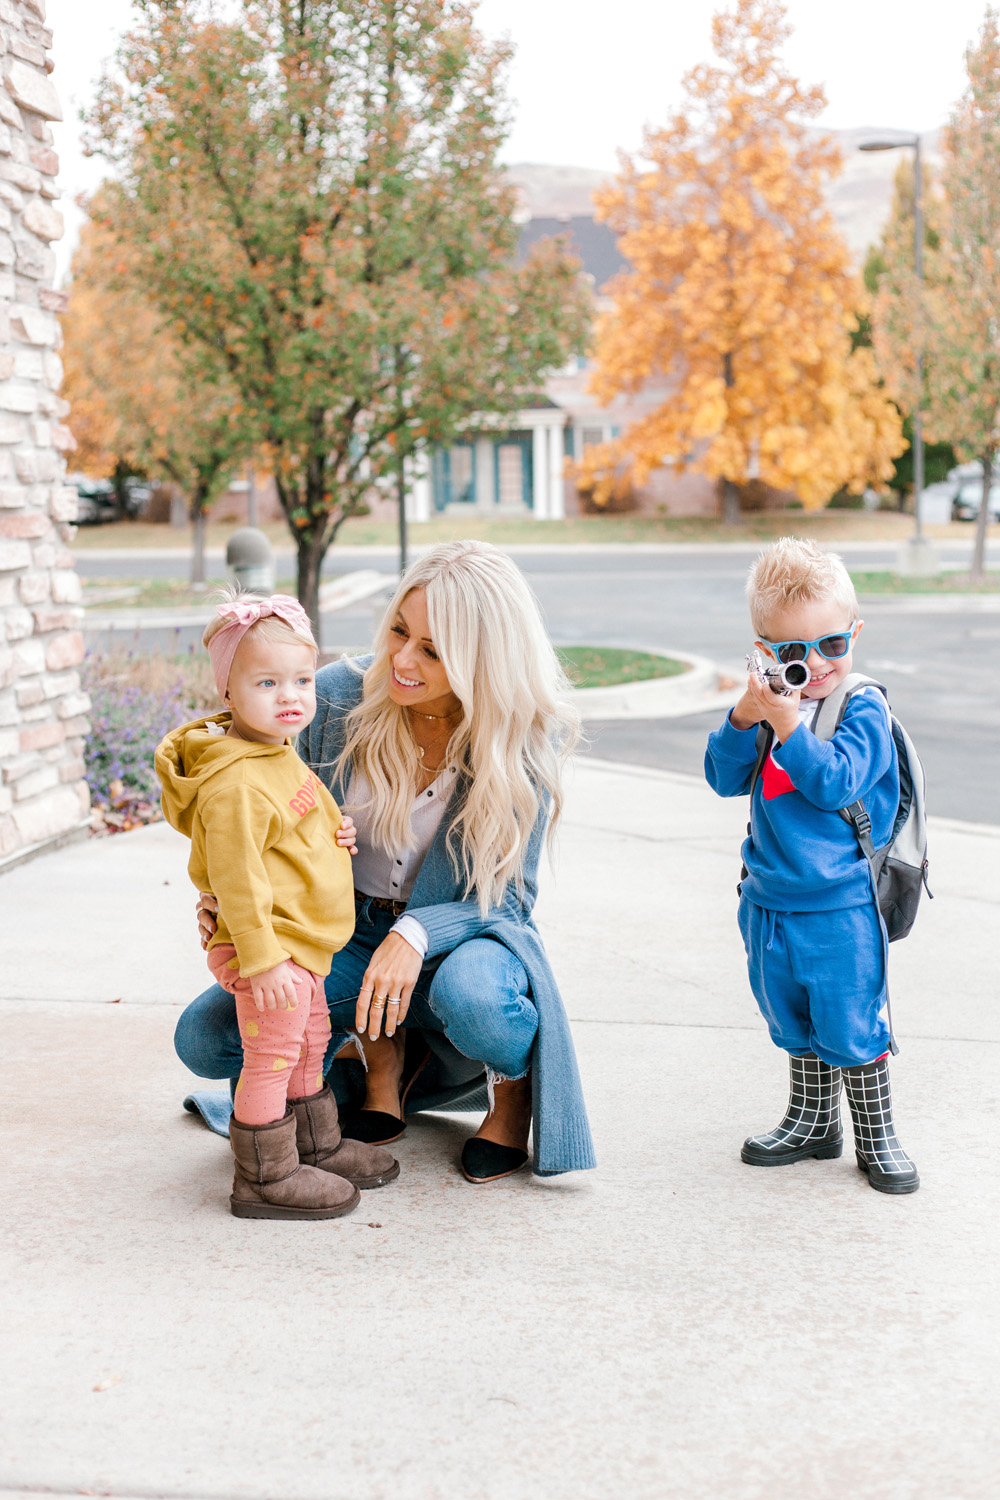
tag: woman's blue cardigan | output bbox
[302,657,596,1177]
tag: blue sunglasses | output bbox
[758,621,858,665]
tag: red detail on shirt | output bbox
[761,751,796,801]
[289,770,321,818]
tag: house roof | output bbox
[516,215,626,290]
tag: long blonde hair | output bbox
[336,540,579,913]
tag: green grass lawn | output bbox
[72,508,999,552]
[558,646,688,689]
[850,569,1000,594]
[83,576,298,609]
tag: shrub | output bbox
[81,649,217,833]
[827,488,865,510]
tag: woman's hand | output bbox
[336,813,359,856]
[196,892,219,951]
[356,932,422,1040]
[249,959,300,1012]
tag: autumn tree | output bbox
[578,0,903,523]
[86,0,591,626]
[863,162,955,505]
[61,203,252,583]
[889,9,1000,582]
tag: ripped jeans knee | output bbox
[424,938,538,1086]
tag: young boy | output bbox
[705,537,918,1194]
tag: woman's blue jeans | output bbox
[174,898,538,1091]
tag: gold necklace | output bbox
[410,706,462,721]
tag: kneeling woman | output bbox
[176,540,596,1182]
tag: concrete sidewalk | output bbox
[1,758,997,1500]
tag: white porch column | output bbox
[548,421,566,520]
[405,453,432,523]
[532,423,549,519]
[474,437,495,511]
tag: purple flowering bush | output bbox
[81,650,216,833]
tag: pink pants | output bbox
[207,944,332,1126]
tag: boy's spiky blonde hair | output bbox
[746,537,859,637]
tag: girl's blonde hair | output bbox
[747,537,859,637]
[201,585,317,655]
[336,540,580,913]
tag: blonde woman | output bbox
[176,541,596,1182]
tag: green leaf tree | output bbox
[86,0,591,625]
[61,202,252,584]
[865,159,955,508]
[923,8,1000,581]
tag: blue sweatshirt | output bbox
[704,688,899,912]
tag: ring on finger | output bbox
[387,996,402,1008]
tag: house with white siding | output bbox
[404,213,717,522]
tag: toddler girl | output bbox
[156,591,399,1218]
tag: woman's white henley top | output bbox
[344,764,459,959]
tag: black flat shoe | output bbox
[341,1034,432,1145]
[340,1109,405,1145]
[460,1137,529,1184]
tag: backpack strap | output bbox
[809,674,891,837]
[748,721,774,799]
[809,674,899,1054]
[737,723,774,896]
[810,673,888,742]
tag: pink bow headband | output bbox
[207,594,315,698]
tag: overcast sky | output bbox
[48,0,990,279]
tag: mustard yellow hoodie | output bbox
[155,713,354,978]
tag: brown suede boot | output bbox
[289,1084,400,1190]
[229,1111,360,1220]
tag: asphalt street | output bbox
[77,542,1000,824]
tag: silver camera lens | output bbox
[780,660,810,690]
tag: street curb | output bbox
[570,651,739,721]
[859,593,1000,613]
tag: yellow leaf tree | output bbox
[579,0,904,522]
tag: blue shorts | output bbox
[737,895,891,1068]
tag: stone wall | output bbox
[0,0,89,866]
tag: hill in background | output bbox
[506,127,941,264]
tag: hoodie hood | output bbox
[155,713,290,835]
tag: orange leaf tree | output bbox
[579,0,903,522]
[61,201,253,582]
[86,0,590,625]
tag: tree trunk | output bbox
[970,451,992,584]
[720,478,742,526]
[190,493,208,587]
[296,528,328,643]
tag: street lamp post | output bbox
[859,133,940,575]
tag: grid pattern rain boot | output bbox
[741,1052,844,1166]
[842,1056,919,1195]
[289,1084,400,1190]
